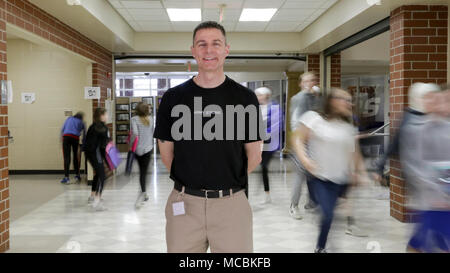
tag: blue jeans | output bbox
[408,210,450,252]
[310,176,348,249]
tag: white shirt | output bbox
[131,116,154,156]
[300,111,356,184]
[260,104,268,121]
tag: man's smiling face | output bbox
[191,28,230,73]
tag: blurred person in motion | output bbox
[288,72,322,219]
[60,112,85,184]
[373,83,442,194]
[85,108,110,211]
[400,83,450,253]
[131,102,154,208]
[292,88,370,253]
[254,86,281,204]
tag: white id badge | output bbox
[172,201,185,216]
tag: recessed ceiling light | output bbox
[167,9,201,21]
[239,9,277,22]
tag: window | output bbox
[115,73,194,98]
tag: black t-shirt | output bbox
[154,76,263,190]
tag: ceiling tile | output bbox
[203,8,241,22]
[116,8,134,21]
[163,1,202,8]
[127,8,166,16]
[203,0,243,9]
[271,9,316,21]
[282,0,327,9]
[127,8,170,20]
[235,22,268,32]
[243,0,284,9]
[120,0,163,9]
[132,14,170,21]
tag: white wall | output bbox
[226,72,286,83]
[8,39,93,170]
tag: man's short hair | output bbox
[193,21,227,44]
[299,71,317,81]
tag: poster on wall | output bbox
[21,93,36,104]
[105,99,113,123]
[0,80,13,104]
[84,87,101,100]
[7,81,13,104]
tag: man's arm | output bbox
[245,141,262,174]
[158,139,174,172]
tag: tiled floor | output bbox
[7,155,413,253]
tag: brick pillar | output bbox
[330,53,341,88]
[389,5,447,222]
[306,54,320,83]
[0,0,9,253]
[92,62,112,109]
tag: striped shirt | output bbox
[131,115,154,156]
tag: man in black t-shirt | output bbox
[154,21,263,253]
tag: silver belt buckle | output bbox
[202,189,212,199]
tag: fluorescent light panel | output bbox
[239,8,277,22]
[167,9,201,21]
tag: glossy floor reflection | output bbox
[8,155,412,253]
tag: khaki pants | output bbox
[165,188,253,253]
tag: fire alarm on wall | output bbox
[106,72,112,79]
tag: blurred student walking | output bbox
[130,102,154,208]
[85,108,110,211]
[399,83,450,253]
[289,72,322,219]
[60,112,85,184]
[293,88,369,253]
[254,86,281,204]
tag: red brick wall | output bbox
[389,5,448,222]
[0,0,8,253]
[0,0,113,252]
[330,53,341,88]
[306,54,320,83]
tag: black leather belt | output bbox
[174,181,243,199]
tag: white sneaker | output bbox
[135,193,145,208]
[143,193,149,202]
[289,205,303,220]
[93,201,107,211]
[345,224,369,237]
[261,194,272,204]
[88,196,94,204]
